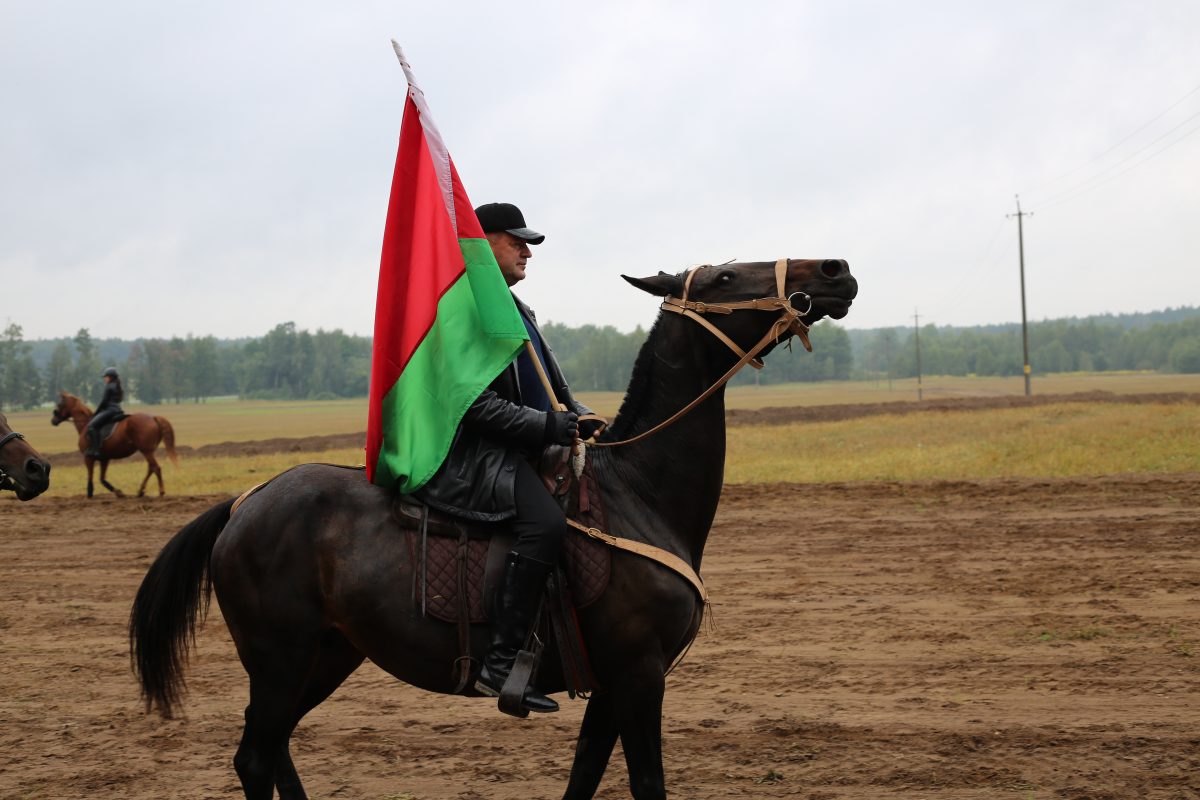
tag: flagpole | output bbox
[525,341,568,412]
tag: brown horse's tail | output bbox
[155,416,179,466]
[128,498,235,718]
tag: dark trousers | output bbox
[509,458,569,564]
[87,409,123,447]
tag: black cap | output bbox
[101,367,119,379]
[475,202,545,244]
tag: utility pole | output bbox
[1008,195,1033,397]
[913,310,923,401]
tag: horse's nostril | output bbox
[821,259,846,278]
[25,458,48,480]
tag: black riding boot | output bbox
[85,428,101,458]
[475,551,559,714]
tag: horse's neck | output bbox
[70,404,92,432]
[595,321,730,568]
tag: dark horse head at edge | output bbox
[0,412,51,501]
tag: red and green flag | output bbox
[366,43,528,492]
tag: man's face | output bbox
[488,232,533,287]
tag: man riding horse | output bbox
[414,202,600,714]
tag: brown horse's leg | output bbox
[86,457,96,499]
[562,691,621,799]
[98,460,124,498]
[138,453,160,498]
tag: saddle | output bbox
[395,444,610,697]
[96,414,128,443]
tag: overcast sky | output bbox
[3,1,1199,341]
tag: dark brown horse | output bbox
[0,412,51,500]
[130,258,857,799]
[51,392,178,498]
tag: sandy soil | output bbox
[1,474,1198,799]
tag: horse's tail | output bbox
[128,497,235,718]
[154,416,179,466]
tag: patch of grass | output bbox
[37,447,366,498]
[725,402,1200,483]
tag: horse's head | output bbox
[624,258,857,361]
[50,392,75,426]
[0,412,51,501]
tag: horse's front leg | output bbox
[99,460,124,497]
[85,457,95,498]
[563,691,620,799]
[614,667,667,800]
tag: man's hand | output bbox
[577,417,607,440]
[544,411,579,446]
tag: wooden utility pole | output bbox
[913,310,923,401]
[1008,196,1033,396]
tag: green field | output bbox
[10,371,1197,499]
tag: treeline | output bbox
[0,323,370,410]
[850,312,1200,379]
[2,307,1198,411]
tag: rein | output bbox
[586,258,812,449]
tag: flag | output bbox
[366,42,528,492]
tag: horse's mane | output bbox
[599,315,666,442]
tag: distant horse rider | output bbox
[414,202,600,715]
[86,367,124,458]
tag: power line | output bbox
[1023,80,1200,195]
[1030,113,1200,212]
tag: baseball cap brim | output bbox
[506,227,545,245]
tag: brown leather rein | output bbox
[584,258,812,449]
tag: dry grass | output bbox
[39,447,367,499]
[34,400,1199,498]
[725,401,1200,483]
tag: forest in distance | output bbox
[1,305,1198,409]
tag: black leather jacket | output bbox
[95,382,124,415]
[415,296,591,522]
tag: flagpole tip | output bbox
[391,39,408,64]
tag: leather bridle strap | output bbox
[586,259,811,449]
[0,431,25,450]
[566,518,708,604]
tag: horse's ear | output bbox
[622,272,683,297]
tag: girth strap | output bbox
[566,518,708,604]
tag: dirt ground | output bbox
[1,474,1198,799]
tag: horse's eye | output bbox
[717,272,734,284]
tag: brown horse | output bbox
[0,412,51,500]
[51,392,178,498]
[130,258,858,799]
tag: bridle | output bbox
[586,258,813,449]
[0,430,28,488]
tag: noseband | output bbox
[588,258,813,449]
[660,258,813,364]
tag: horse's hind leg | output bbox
[137,453,160,497]
[273,631,365,798]
[234,671,307,800]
